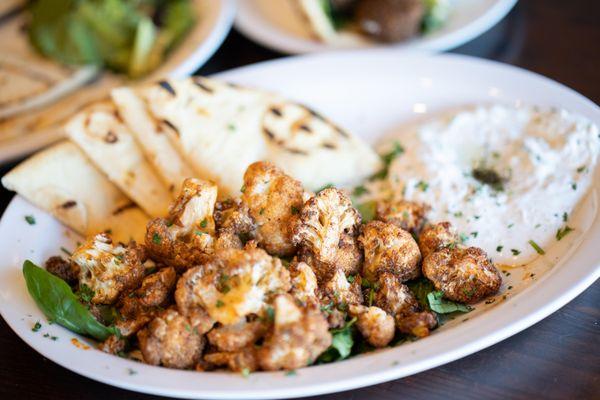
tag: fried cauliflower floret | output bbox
[99,267,178,354]
[359,220,421,282]
[422,247,502,304]
[376,199,430,234]
[175,248,290,325]
[71,233,145,304]
[204,347,259,373]
[290,261,319,305]
[214,198,255,250]
[137,308,205,369]
[45,256,79,286]
[258,294,332,371]
[375,272,436,338]
[349,305,395,347]
[207,320,267,352]
[241,161,304,256]
[320,268,363,307]
[292,188,362,278]
[146,179,217,270]
[395,311,437,338]
[418,221,458,259]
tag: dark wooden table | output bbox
[1,1,599,399]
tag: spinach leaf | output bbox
[426,291,472,314]
[317,317,357,363]
[406,277,436,310]
[22,260,118,341]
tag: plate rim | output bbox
[233,0,519,54]
[1,50,599,399]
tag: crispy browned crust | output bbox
[422,247,502,304]
[418,221,459,259]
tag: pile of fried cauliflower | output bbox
[45,161,502,372]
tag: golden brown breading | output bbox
[137,308,205,369]
[145,178,217,270]
[45,256,79,285]
[349,305,395,347]
[71,233,145,304]
[241,161,304,256]
[258,294,331,371]
[214,198,255,251]
[204,347,259,373]
[376,199,430,234]
[418,221,458,259]
[422,246,502,304]
[374,272,419,316]
[374,272,437,337]
[359,220,421,282]
[289,261,319,306]
[175,247,291,325]
[395,311,437,338]
[320,268,363,308]
[292,188,362,278]
[207,320,267,352]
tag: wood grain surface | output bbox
[1,1,599,399]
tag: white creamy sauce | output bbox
[382,105,600,265]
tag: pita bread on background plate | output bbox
[1,141,148,242]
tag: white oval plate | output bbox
[234,0,518,54]
[0,0,235,164]
[1,50,599,399]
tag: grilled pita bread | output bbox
[110,87,195,195]
[1,141,148,242]
[65,101,172,217]
[135,77,381,195]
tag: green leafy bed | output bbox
[28,0,195,77]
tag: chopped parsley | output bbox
[528,240,545,255]
[200,219,208,228]
[290,205,300,215]
[32,321,42,332]
[511,249,521,256]
[562,212,568,222]
[60,247,72,256]
[240,184,246,193]
[227,123,236,132]
[576,165,586,173]
[152,233,162,244]
[316,183,334,193]
[241,368,251,377]
[352,185,368,197]
[496,245,503,252]
[194,230,204,236]
[285,370,297,376]
[571,182,577,190]
[556,226,574,241]
[346,275,355,283]
[453,211,463,218]
[215,300,225,308]
[471,231,478,238]
[259,208,265,215]
[25,215,36,225]
[508,223,514,228]
[127,368,137,376]
[415,180,429,192]
[459,233,469,243]
[265,306,275,323]
[78,284,95,304]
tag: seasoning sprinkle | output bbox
[528,240,545,255]
[25,215,36,225]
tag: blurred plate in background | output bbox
[0,0,235,164]
[234,0,518,54]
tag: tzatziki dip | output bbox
[378,105,599,265]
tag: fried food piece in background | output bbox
[289,261,320,306]
[241,161,305,257]
[349,305,395,347]
[355,0,425,42]
[422,246,502,304]
[175,247,290,326]
[258,294,331,371]
[418,221,458,259]
[359,220,421,282]
[375,272,436,337]
[293,188,362,278]
[138,308,205,369]
[71,233,145,304]
[146,178,217,271]
[204,347,259,373]
[376,199,430,234]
